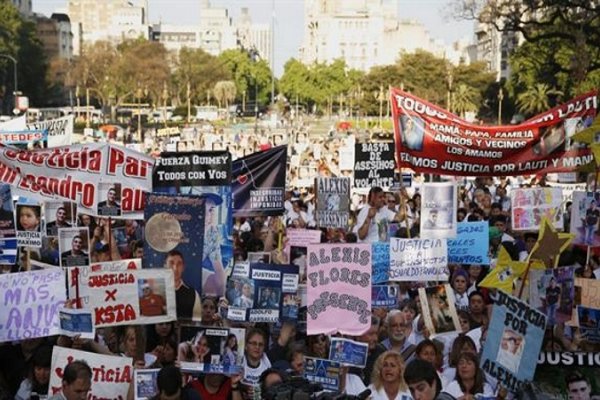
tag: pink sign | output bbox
[306,243,372,335]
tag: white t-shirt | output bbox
[345,373,367,396]
[354,206,397,243]
[367,384,412,400]
[443,380,494,399]
[242,354,271,386]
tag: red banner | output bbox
[391,88,597,176]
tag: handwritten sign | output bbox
[447,221,489,265]
[315,177,350,229]
[306,243,371,335]
[480,292,546,393]
[87,269,176,327]
[0,269,66,342]
[511,187,563,231]
[50,346,132,399]
[353,142,395,188]
[389,238,448,281]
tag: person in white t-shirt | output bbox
[367,351,412,400]
[354,187,405,243]
[242,328,272,391]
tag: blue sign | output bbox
[448,221,489,265]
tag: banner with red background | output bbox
[391,88,597,176]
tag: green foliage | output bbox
[0,1,48,110]
[452,84,479,117]
[516,83,563,116]
[396,50,450,106]
[218,49,272,105]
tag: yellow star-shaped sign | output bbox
[480,246,529,293]
[528,217,574,268]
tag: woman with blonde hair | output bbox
[368,351,412,400]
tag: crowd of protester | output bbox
[2,122,600,400]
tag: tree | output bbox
[516,83,563,116]
[279,58,310,105]
[396,50,450,106]
[218,49,272,106]
[70,41,119,108]
[452,84,479,117]
[0,2,48,111]
[453,0,600,87]
[212,80,236,110]
[173,48,230,106]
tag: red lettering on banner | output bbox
[121,188,144,212]
[95,304,136,324]
[105,289,117,301]
[107,148,124,175]
[89,273,135,287]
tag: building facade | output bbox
[299,0,451,71]
[35,13,74,61]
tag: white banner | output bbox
[66,259,141,307]
[0,268,66,343]
[87,269,176,327]
[389,237,449,281]
[26,115,74,147]
[50,346,132,399]
[0,143,154,219]
[0,116,26,131]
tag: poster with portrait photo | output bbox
[535,352,600,400]
[577,306,600,343]
[15,203,42,247]
[97,182,122,217]
[420,182,457,239]
[399,114,425,152]
[418,284,460,336]
[134,369,160,400]
[290,246,308,283]
[40,236,60,266]
[226,277,255,321]
[570,191,600,247]
[529,266,575,326]
[45,201,76,237]
[59,227,90,267]
[315,177,350,229]
[178,325,240,374]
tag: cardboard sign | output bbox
[306,243,371,335]
[389,238,449,281]
[315,177,350,229]
[480,292,546,393]
[420,182,457,238]
[511,187,564,231]
[0,268,66,342]
[353,142,395,188]
[418,284,460,336]
[87,269,176,327]
[50,347,132,399]
[447,221,490,265]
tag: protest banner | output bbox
[0,115,26,131]
[329,337,369,367]
[0,130,48,148]
[58,307,94,339]
[0,143,154,218]
[306,243,371,335]
[87,268,176,327]
[372,242,390,284]
[315,177,350,229]
[353,142,395,188]
[480,291,546,393]
[0,268,66,342]
[59,227,90,267]
[391,87,597,176]
[535,352,600,399]
[570,191,600,246]
[49,346,132,398]
[226,263,299,323]
[286,228,323,283]
[66,259,141,307]
[421,182,457,238]
[418,284,460,336]
[143,193,206,320]
[372,285,399,309]
[45,201,77,237]
[529,266,575,325]
[448,221,490,265]
[26,115,74,147]
[304,357,341,392]
[134,369,160,400]
[232,145,286,217]
[389,238,449,281]
[152,151,233,299]
[178,325,242,375]
[15,203,42,247]
[511,187,564,231]
[547,182,587,203]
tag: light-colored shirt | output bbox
[354,206,397,243]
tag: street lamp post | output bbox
[498,87,504,124]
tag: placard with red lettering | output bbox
[391,88,597,176]
[49,346,132,399]
[86,268,176,327]
[66,259,141,308]
[0,143,154,219]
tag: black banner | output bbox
[232,146,287,217]
[152,151,231,188]
[354,142,395,188]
